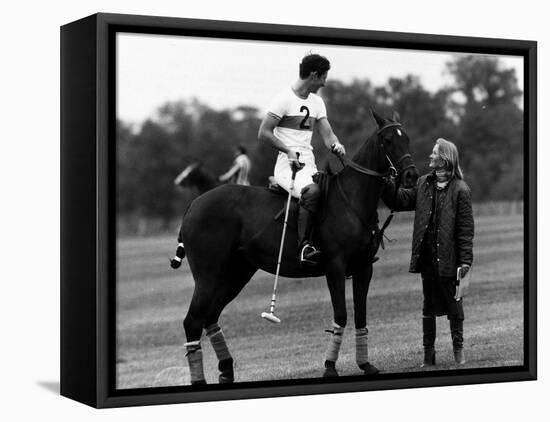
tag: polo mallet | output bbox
[261,154,301,324]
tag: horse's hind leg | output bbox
[183,277,239,385]
[352,264,379,375]
[183,285,213,385]
[204,323,233,384]
[204,260,257,384]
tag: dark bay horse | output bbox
[174,162,218,194]
[173,110,418,384]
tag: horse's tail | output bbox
[170,239,186,269]
[170,202,193,269]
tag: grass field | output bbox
[116,212,524,389]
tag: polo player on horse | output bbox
[258,53,346,266]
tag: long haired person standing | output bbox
[383,138,474,366]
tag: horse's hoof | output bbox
[359,362,380,375]
[191,379,207,385]
[219,374,234,384]
[323,360,339,377]
[323,367,339,377]
[218,358,234,383]
[170,258,181,269]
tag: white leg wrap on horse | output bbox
[355,327,369,366]
[175,243,185,259]
[325,322,345,362]
[185,342,205,383]
[206,323,232,362]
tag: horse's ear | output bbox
[392,110,401,123]
[371,107,386,128]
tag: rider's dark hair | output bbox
[299,54,331,79]
[237,144,247,155]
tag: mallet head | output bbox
[261,312,281,324]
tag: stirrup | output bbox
[300,244,321,266]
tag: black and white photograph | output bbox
[115,30,528,389]
[6,0,548,420]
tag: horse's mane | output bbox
[352,125,383,168]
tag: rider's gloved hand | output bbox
[287,150,305,171]
[331,142,346,157]
[287,149,299,162]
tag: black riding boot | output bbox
[450,318,465,364]
[298,206,321,266]
[421,316,436,368]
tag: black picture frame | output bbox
[60,12,537,408]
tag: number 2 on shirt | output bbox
[299,105,310,129]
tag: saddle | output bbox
[267,171,382,268]
[268,171,331,223]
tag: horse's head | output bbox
[175,162,218,194]
[371,109,418,188]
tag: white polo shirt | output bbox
[268,87,327,154]
[268,87,328,197]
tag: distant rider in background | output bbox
[218,144,251,186]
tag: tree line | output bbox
[117,56,523,227]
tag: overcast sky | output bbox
[117,33,524,125]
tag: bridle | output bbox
[335,121,417,247]
[336,122,415,180]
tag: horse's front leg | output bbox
[352,263,379,375]
[323,256,347,377]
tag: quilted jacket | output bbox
[382,172,474,277]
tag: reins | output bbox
[334,121,407,178]
[336,155,392,178]
[334,159,398,248]
[379,181,399,248]
[334,121,415,248]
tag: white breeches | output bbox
[273,151,318,198]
